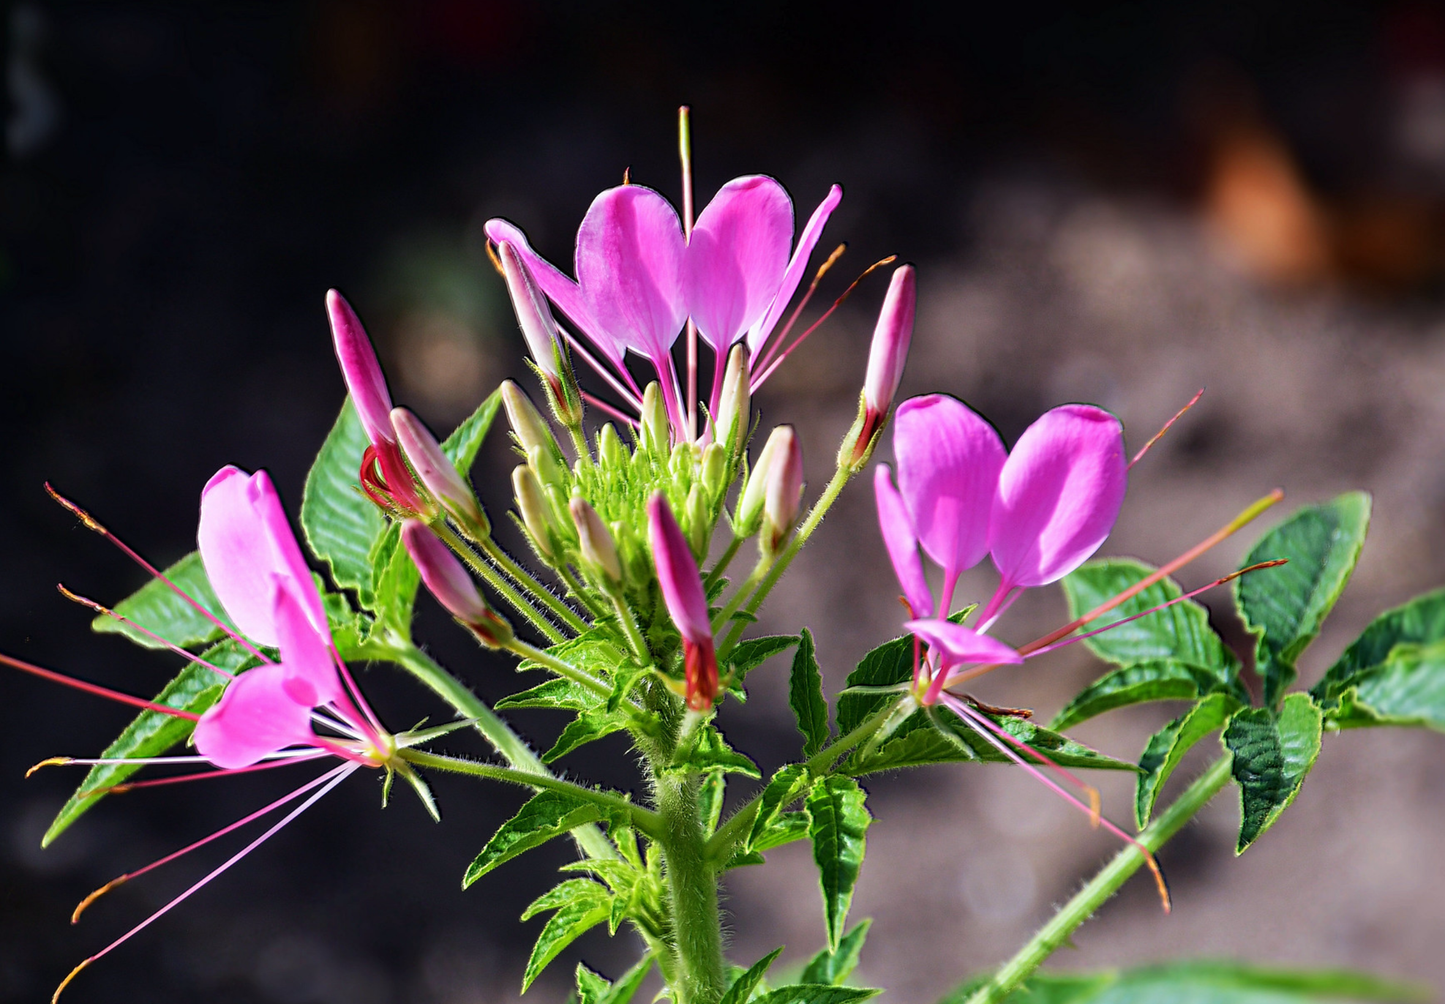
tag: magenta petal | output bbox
[327,290,394,447]
[748,184,843,354]
[990,404,1128,588]
[485,218,624,369]
[904,619,1023,667]
[197,466,327,647]
[894,395,1006,580]
[683,176,793,352]
[647,494,711,644]
[272,579,343,708]
[575,185,687,362]
[193,664,317,769]
[874,465,934,619]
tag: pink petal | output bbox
[990,404,1127,588]
[197,467,327,647]
[894,395,1006,580]
[683,176,793,352]
[193,664,317,769]
[326,291,394,448]
[272,579,343,708]
[905,619,1023,667]
[748,184,843,355]
[647,494,711,644]
[485,218,624,369]
[874,465,934,619]
[575,185,687,363]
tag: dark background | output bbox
[5,3,1445,1002]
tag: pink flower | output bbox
[402,519,512,646]
[647,493,718,711]
[849,264,916,463]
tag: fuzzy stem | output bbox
[476,532,590,634]
[505,638,615,700]
[964,755,1234,1004]
[711,554,772,635]
[608,587,654,666]
[704,535,744,590]
[656,768,726,1004]
[433,523,568,643]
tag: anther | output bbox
[72,876,128,924]
[53,957,91,1003]
[45,483,107,534]
[26,757,71,777]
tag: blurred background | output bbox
[5,2,1445,1001]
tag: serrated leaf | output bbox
[90,551,236,650]
[729,635,800,679]
[753,811,812,852]
[1325,641,1445,732]
[542,710,630,763]
[520,628,630,687]
[800,918,871,986]
[699,769,727,835]
[719,948,785,1004]
[669,724,760,778]
[369,521,421,637]
[789,629,829,757]
[807,776,870,950]
[1313,588,1445,707]
[608,662,649,714]
[1225,694,1324,852]
[1062,558,1233,676]
[576,963,611,1004]
[1050,660,1224,732]
[441,387,503,474]
[752,986,879,1004]
[464,791,606,886]
[44,641,255,845]
[522,880,613,991]
[497,678,602,712]
[1135,692,1243,828]
[748,765,813,850]
[301,398,388,609]
[1237,493,1371,707]
[836,634,914,736]
[598,955,655,1004]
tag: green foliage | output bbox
[719,948,785,1004]
[1224,695,1324,852]
[807,776,871,951]
[790,629,830,757]
[752,987,879,1004]
[497,677,602,712]
[1235,493,1370,707]
[440,387,503,473]
[1135,692,1243,828]
[1050,660,1227,732]
[748,765,813,850]
[594,955,655,1004]
[699,770,728,835]
[368,522,421,638]
[835,633,915,735]
[800,918,872,986]
[44,641,256,845]
[464,791,607,887]
[90,551,236,649]
[575,963,612,1004]
[670,724,761,778]
[1313,589,1445,730]
[301,398,388,609]
[728,634,800,682]
[521,878,614,991]
[541,710,630,762]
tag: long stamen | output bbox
[2,654,200,721]
[45,484,275,667]
[56,586,236,679]
[70,762,337,922]
[938,697,1170,913]
[680,105,698,441]
[581,391,640,428]
[549,322,645,412]
[750,255,898,392]
[1130,388,1205,470]
[27,750,318,777]
[754,243,847,375]
[53,764,357,1003]
[79,754,329,798]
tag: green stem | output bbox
[609,587,654,666]
[506,638,614,699]
[718,463,852,656]
[477,532,590,634]
[656,769,726,1004]
[567,425,592,465]
[964,755,1234,1004]
[434,523,567,643]
[557,563,610,620]
[704,535,743,590]
[710,554,771,635]
[376,640,614,861]
[397,749,664,839]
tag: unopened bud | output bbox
[684,484,710,559]
[513,465,557,562]
[640,381,669,454]
[844,264,915,469]
[715,343,750,457]
[700,442,727,497]
[498,242,584,429]
[761,426,804,554]
[647,493,719,710]
[527,443,567,492]
[597,423,629,470]
[401,521,512,646]
[502,381,565,471]
[391,408,489,534]
[736,425,788,536]
[570,497,622,584]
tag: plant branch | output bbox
[433,522,568,643]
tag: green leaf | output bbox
[1236,493,1371,707]
[1062,558,1234,674]
[542,710,630,763]
[789,629,829,757]
[1225,694,1324,852]
[753,811,812,853]
[44,641,255,845]
[1326,641,1445,732]
[669,724,761,778]
[90,551,236,650]
[1051,660,1226,732]
[575,963,611,1004]
[598,955,655,1004]
[807,776,871,950]
[748,765,813,850]
[800,918,872,986]
[699,769,727,835]
[752,987,879,1004]
[519,628,629,687]
[441,387,503,474]
[1135,692,1243,827]
[521,879,613,991]
[719,948,785,1004]
[301,398,388,609]
[497,678,602,712]
[463,791,606,886]
[836,633,914,736]
[1313,588,1445,706]
[368,521,421,637]
[729,635,800,680]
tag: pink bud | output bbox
[762,426,803,552]
[647,494,718,711]
[391,408,487,531]
[498,242,562,382]
[401,521,511,645]
[862,265,915,419]
[327,290,394,447]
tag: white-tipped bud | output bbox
[498,242,583,429]
[570,497,622,584]
[597,423,628,470]
[512,465,556,562]
[640,381,669,454]
[391,408,488,534]
[502,380,562,463]
[715,343,751,457]
[736,425,788,536]
[843,264,916,470]
[761,426,804,554]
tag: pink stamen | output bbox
[754,242,848,375]
[1,654,201,721]
[77,753,329,799]
[1130,388,1205,470]
[553,321,644,411]
[974,584,1022,636]
[582,391,641,428]
[53,764,357,1002]
[56,585,236,679]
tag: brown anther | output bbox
[962,695,1033,719]
[26,757,71,777]
[53,957,91,1003]
[45,483,107,534]
[71,876,128,924]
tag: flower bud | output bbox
[700,442,727,497]
[502,380,564,469]
[640,381,669,454]
[762,426,804,554]
[684,484,710,559]
[647,494,718,711]
[736,425,788,536]
[401,520,512,646]
[513,465,557,562]
[844,264,915,468]
[391,408,489,534]
[597,423,629,470]
[497,242,584,429]
[715,343,750,457]
[570,497,622,585]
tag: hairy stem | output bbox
[711,554,771,635]
[704,535,744,590]
[434,523,568,643]
[506,638,615,699]
[964,755,1234,1004]
[477,532,590,634]
[656,768,726,1004]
